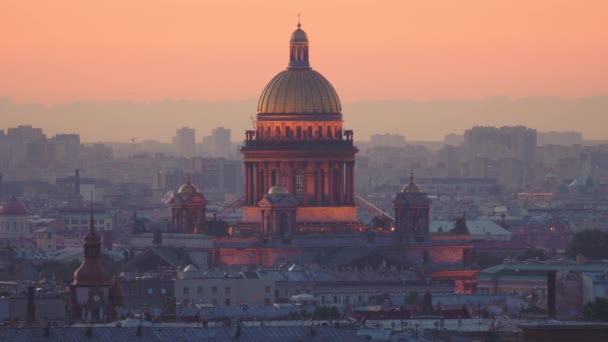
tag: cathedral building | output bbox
[240,21,360,234]
[130,22,476,291]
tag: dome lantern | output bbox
[289,18,310,69]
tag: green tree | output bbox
[566,229,608,260]
[516,248,548,262]
[584,297,608,321]
[450,214,469,235]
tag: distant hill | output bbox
[0,95,606,142]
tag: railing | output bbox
[242,138,354,149]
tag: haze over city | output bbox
[1,0,607,142]
[3,2,608,339]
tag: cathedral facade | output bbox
[130,23,475,291]
[240,21,360,234]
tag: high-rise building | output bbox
[463,126,537,164]
[202,127,232,158]
[173,127,196,158]
[369,133,406,147]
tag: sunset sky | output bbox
[1,0,607,104]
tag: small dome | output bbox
[290,27,308,42]
[0,198,28,216]
[72,258,114,286]
[268,184,289,195]
[178,173,200,194]
[401,172,424,193]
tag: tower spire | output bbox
[297,13,301,29]
[89,191,95,236]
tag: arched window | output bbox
[294,169,304,201]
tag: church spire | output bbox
[288,16,310,69]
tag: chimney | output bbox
[75,169,80,196]
[26,285,36,323]
[547,271,557,319]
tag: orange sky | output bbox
[1,0,607,104]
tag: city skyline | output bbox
[1,1,607,142]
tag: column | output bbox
[260,210,265,236]
[272,212,279,236]
[255,163,261,202]
[314,169,321,205]
[303,162,311,204]
[346,162,354,204]
[244,163,249,204]
[350,162,355,203]
[344,164,350,205]
[338,162,345,205]
[327,162,334,205]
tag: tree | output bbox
[516,248,548,262]
[566,229,608,260]
[450,213,469,235]
[584,297,608,321]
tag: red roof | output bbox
[0,199,28,216]
[72,257,114,286]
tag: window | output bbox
[183,287,189,296]
[212,299,217,306]
[265,286,271,294]
[212,286,217,295]
[148,288,153,295]
[294,169,304,201]
[264,298,271,306]
[321,296,326,303]
[161,288,167,295]
[333,296,338,304]
[225,286,231,295]
[197,286,203,296]
[225,298,231,306]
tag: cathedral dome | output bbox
[401,172,424,193]
[0,198,28,216]
[257,22,341,115]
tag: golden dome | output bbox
[257,21,341,115]
[257,69,341,114]
[401,172,424,193]
[178,173,200,194]
[268,184,289,195]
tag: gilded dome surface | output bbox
[257,69,341,114]
[178,174,200,194]
[401,172,424,193]
[268,184,289,195]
